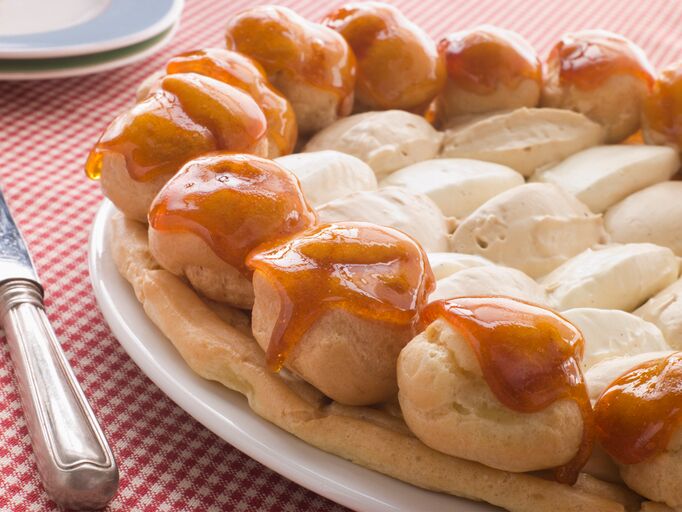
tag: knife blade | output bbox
[0,188,119,510]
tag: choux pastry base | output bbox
[109,210,656,512]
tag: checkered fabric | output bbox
[0,0,680,510]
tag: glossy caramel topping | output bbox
[225,5,356,116]
[547,30,654,90]
[247,222,435,370]
[148,153,316,274]
[438,25,541,95]
[85,73,267,182]
[165,49,297,156]
[595,352,682,465]
[323,2,445,111]
[642,62,682,148]
[420,297,593,484]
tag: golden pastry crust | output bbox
[99,152,168,223]
[542,74,648,143]
[619,428,682,510]
[109,211,637,512]
[397,318,584,472]
[148,228,254,309]
[251,272,408,405]
[440,79,539,119]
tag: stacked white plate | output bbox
[0,0,183,80]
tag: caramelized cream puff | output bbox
[398,297,592,482]
[541,30,655,142]
[247,222,435,405]
[594,352,682,509]
[86,73,269,222]
[139,48,298,158]
[225,5,356,134]
[147,153,316,309]
[642,61,682,150]
[436,26,541,122]
[322,2,445,113]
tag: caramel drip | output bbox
[85,73,267,182]
[642,63,682,147]
[247,222,435,370]
[166,49,297,156]
[438,26,541,95]
[225,5,356,116]
[595,352,682,465]
[420,297,593,485]
[323,2,445,111]
[548,30,654,90]
[148,153,316,274]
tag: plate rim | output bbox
[87,200,490,512]
[0,22,178,81]
[0,0,183,59]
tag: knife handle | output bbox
[0,280,119,510]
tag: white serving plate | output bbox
[0,0,183,59]
[88,200,492,512]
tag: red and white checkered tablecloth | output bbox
[0,0,680,510]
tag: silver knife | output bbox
[0,188,119,510]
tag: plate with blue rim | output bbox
[0,0,183,59]
[0,21,178,80]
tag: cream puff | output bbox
[541,30,655,143]
[593,352,682,509]
[247,221,435,405]
[85,73,269,222]
[322,2,445,113]
[225,5,356,134]
[398,296,592,482]
[147,153,316,309]
[304,110,442,178]
[450,183,606,278]
[642,61,682,150]
[316,187,450,252]
[138,48,298,158]
[435,25,541,123]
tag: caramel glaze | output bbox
[420,296,594,485]
[148,153,316,275]
[246,222,435,371]
[547,30,654,90]
[642,62,682,148]
[595,352,682,465]
[438,25,541,95]
[225,5,356,116]
[165,49,297,156]
[85,73,267,182]
[323,2,445,112]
